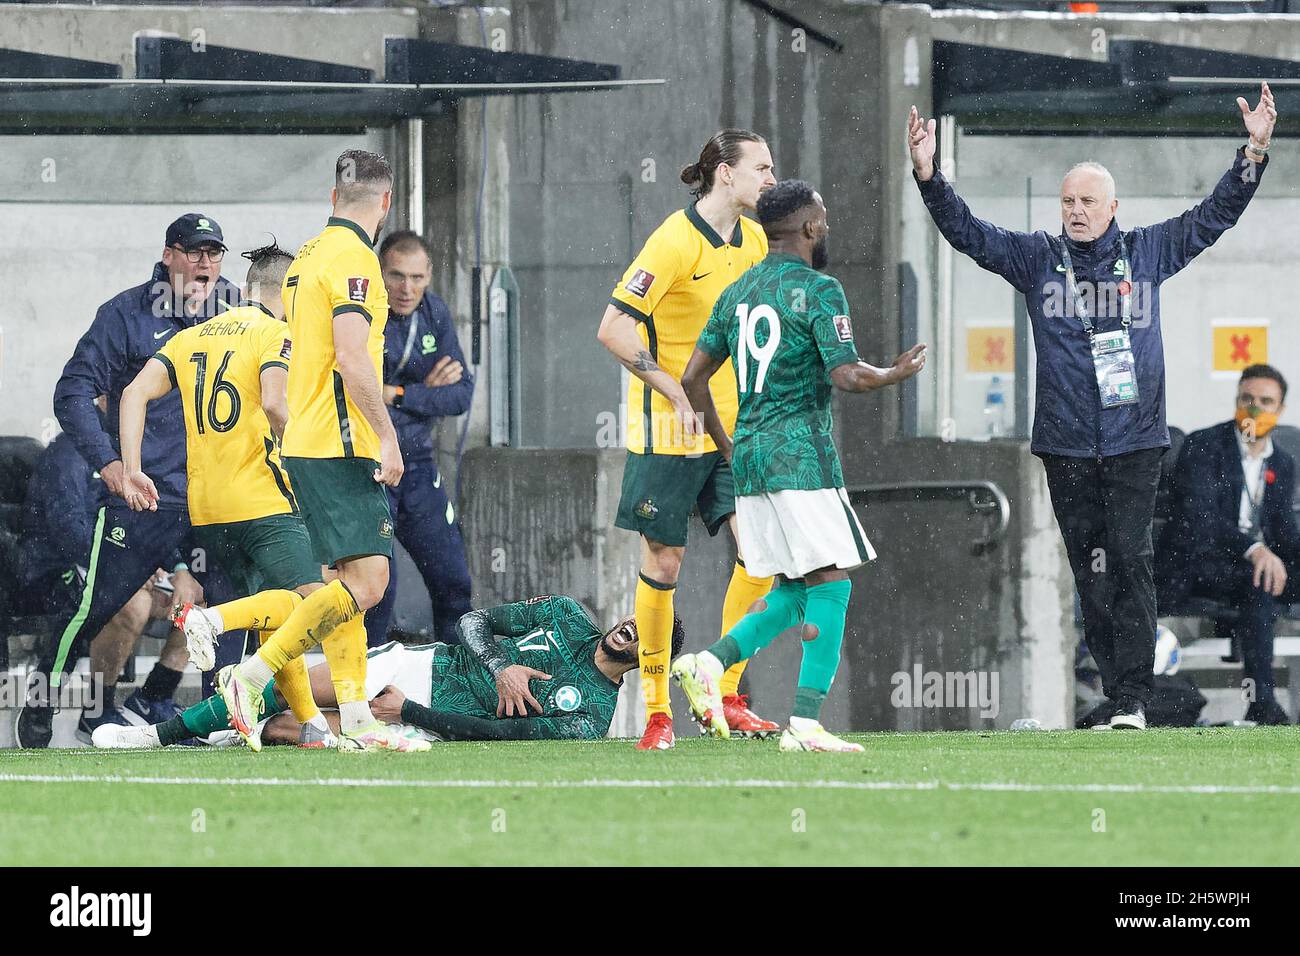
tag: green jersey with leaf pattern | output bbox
[696,252,861,495]
[424,595,622,740]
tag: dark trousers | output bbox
[30,502,240,702]
[1041,448,1166,705]
[364,458,472,646]
[1192,560,1300,706]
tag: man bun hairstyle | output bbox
[1240,363,1288,402]
[335,148,393,203]
[757,179,818,227]
[680,128,766,199]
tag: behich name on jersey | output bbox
[49,886,151,936]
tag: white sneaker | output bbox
[91,722,161,749]
[779,720,864,753]
[172,602,221,672]
[339,721,431,753]
[669,652,729,739]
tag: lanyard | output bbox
[1059,233,1131,337]
[392,312,420,377]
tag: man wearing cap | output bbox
[16,213,241,747]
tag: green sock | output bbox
[179,679,285,737]
[705,578,806,666]
[794,580,852,720]
[793,686,827,721]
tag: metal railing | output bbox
[846,480,1011,556]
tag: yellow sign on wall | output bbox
[1212,320,1268,375]
[966,324,1014,374]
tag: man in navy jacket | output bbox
[909,83,1276,729]
[364,231,474,646]
[17,213,239,747]
[1158,365,1299,724]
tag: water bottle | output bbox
[983,376,1007,439]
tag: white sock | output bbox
[339,700,374,733]
[204,606,225,634]
[238,654,275,693]
[698,651,724,678]
[305,713,330,733]
[140,725,161,746]
[789,715,820,733]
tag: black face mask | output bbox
[811,234,830,271]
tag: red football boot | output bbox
[635,712,675,750]
[723,694,781,738]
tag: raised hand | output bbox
[891,343,928,383]
[907,106,938,182]
[1237,81,1277,147]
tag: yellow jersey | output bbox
[153,303,296,526]
[610,203,767,455]
[281,216,389,461]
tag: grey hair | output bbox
[1062,161,1116,204]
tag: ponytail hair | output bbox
[680,128,765,199]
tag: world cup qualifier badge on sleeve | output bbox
[624,269,655,298]
[347,277,370,303]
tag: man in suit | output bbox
[1158,364,1300,724]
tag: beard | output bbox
[811,235,830,271]
[600,632,639,666]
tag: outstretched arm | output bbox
[1140,83,1275,282]
[829,345,928,393]
[908,106,1041,293]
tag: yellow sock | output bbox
[320,615,369,705]
[636,573,676,718]
[256,579,359,674]
[718,560,774,697]
[257,630,319,724]
[217,590,303,632]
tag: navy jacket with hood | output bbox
[53,262,239,511]
[916,147,1267,458]
[382,290,474,464]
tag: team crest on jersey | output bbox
[554,685,582,712]
[279,338,292,359]
[421,333,437,354]
[379,517,393,539]
[832,314,853,343]
[624,269,655,299]
[347,277,370,303]
[106,526,127,548]
[634,498,659,520]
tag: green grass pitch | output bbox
[2,728,1299,866]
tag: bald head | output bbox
[1060,161,1118,242]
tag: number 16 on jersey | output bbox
[736,303,781,394]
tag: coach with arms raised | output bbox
[908,83,1276,730]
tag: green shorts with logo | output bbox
[282,456,394,567]
[614,450,735,548]
[193,513,320,597]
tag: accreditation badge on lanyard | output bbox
[1061,235,1138,409]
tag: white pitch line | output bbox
[0,773,1298,796]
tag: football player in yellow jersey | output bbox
[117,243,347,750]
[214,150,418,753]
[597,129,780,749]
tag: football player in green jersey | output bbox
[93,596,685,746]
[674,179,927,752]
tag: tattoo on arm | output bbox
[629,350,660,373]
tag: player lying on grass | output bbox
[673,179,927,752]
[93,595,679,747]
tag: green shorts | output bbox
[282,456,394,567]
[193,513,320,596]
[614,450,735,548]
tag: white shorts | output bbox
[363,641,437,707]
[735,487,876,579]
